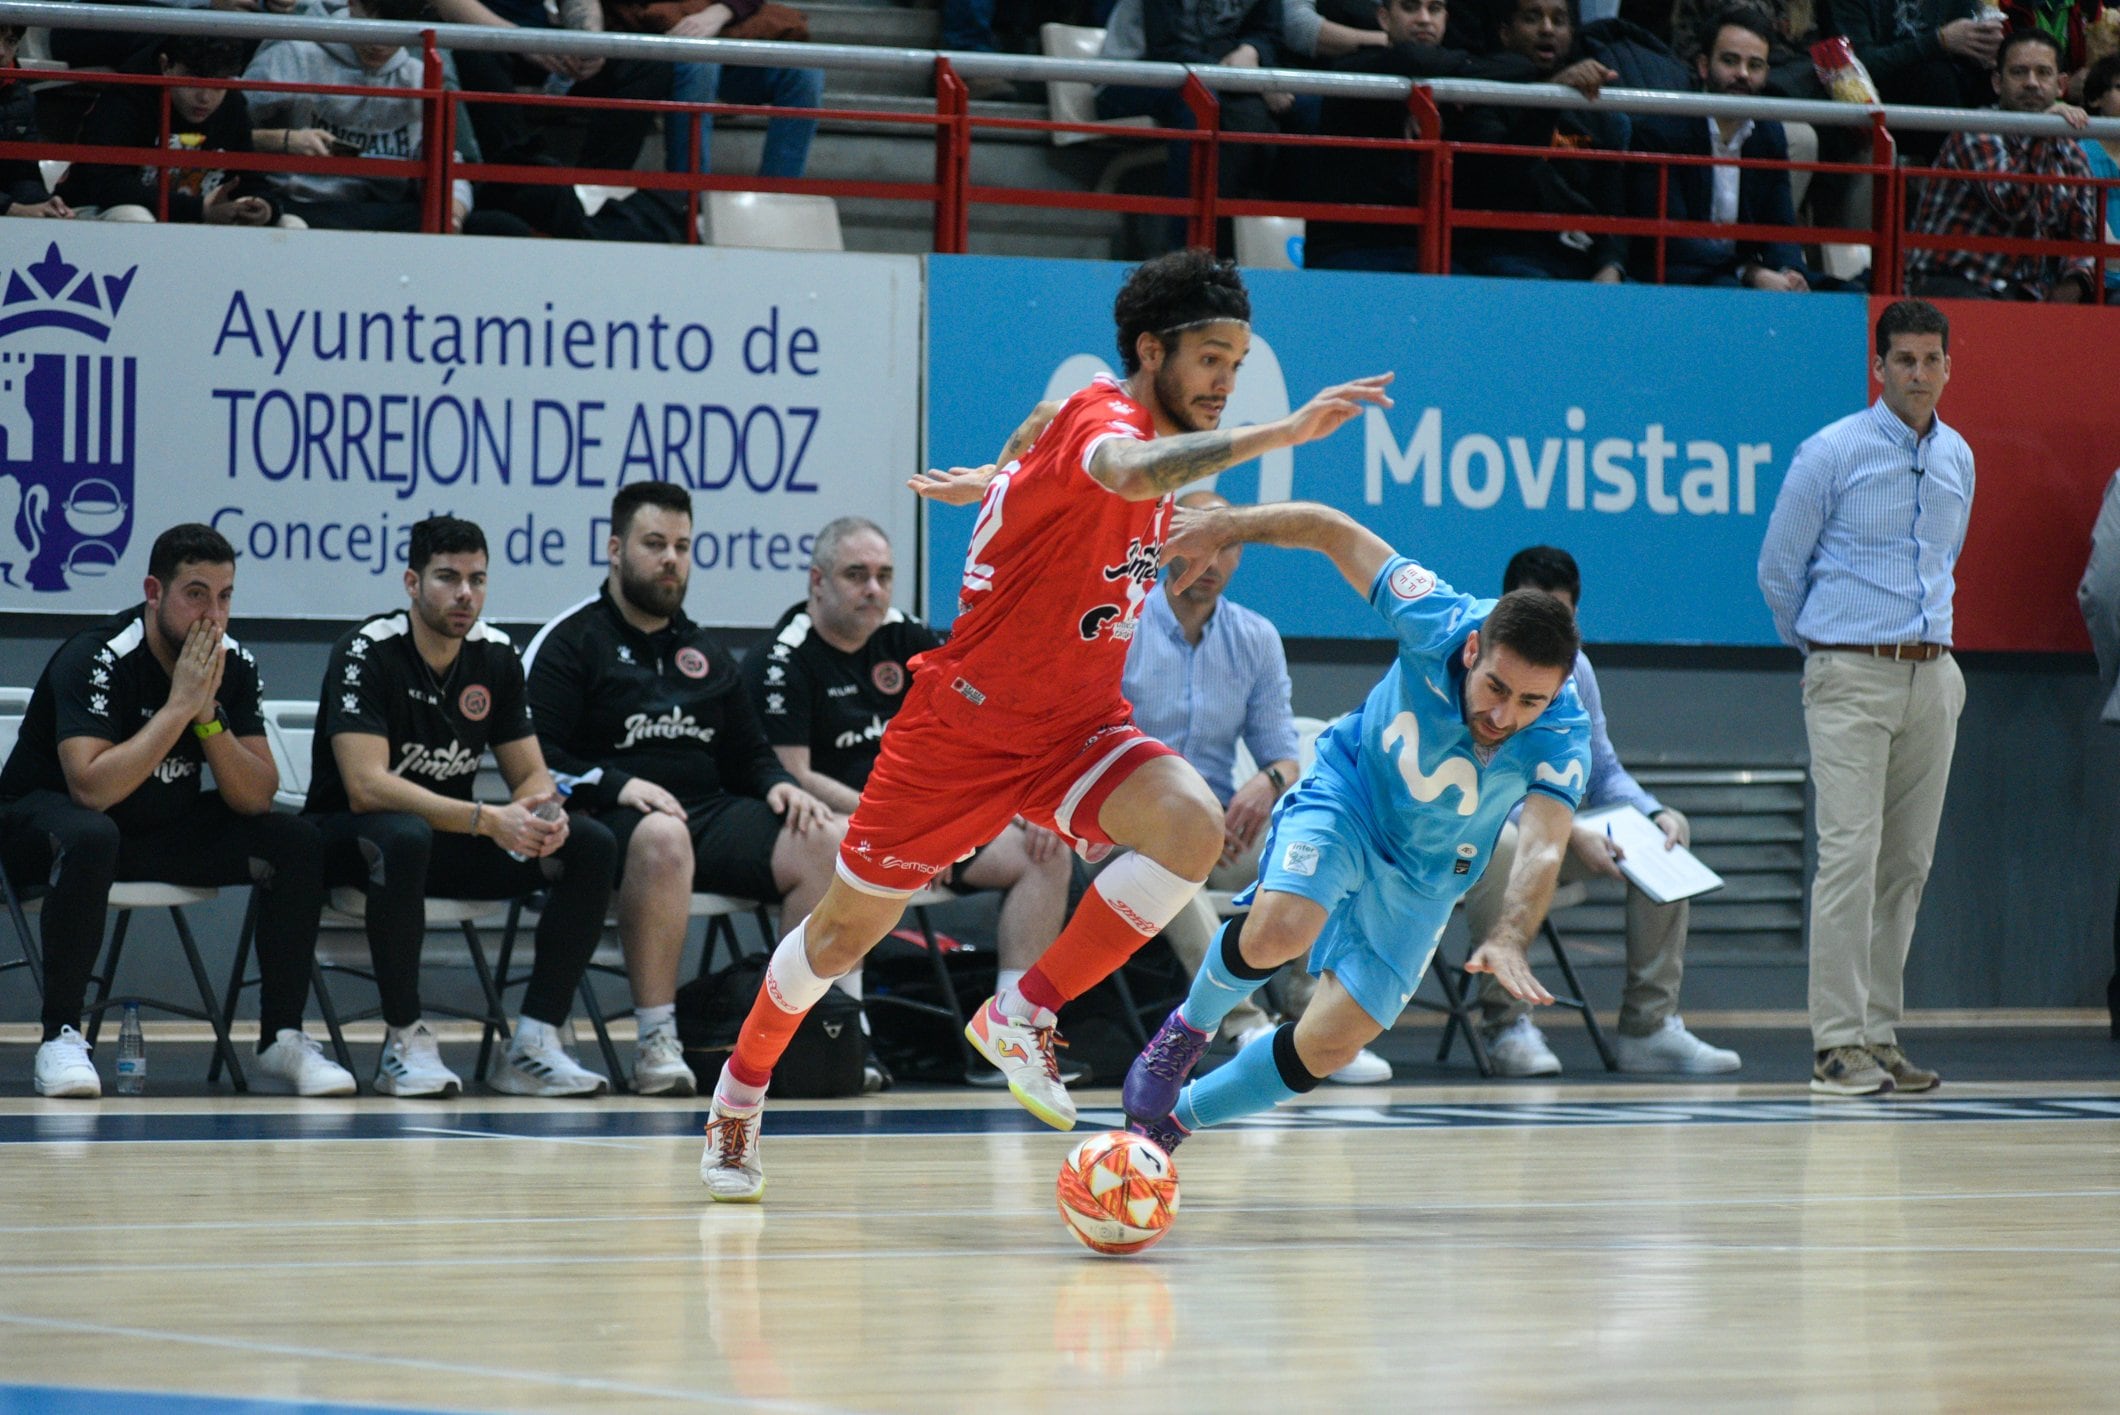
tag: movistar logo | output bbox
[1380,711,1480,817]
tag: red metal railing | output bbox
[6,48,2118,300]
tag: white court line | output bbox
[398,1125,649,1151]
[6,1186,2120,1238]
[0,1310,870,1415]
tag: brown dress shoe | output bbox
[1867,1042,1939,1093]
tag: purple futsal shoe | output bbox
[1123,1010,1211,1124]
[1129,1109,1192,1156]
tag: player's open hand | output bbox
[1464,939,1555,1006]
[617,776,688,819]
[1279,373,1393,448]
[768,782,835,834]
[908,465,997,506]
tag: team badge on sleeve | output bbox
[1389,563,1437,600]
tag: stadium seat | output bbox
[1038,24,1155,150]
[1234,215,1304,270]
[0,688,249,1088]
[703,190,845,251]
[1422,880,1619,1076]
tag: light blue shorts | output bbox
[1235,772,1457,1029]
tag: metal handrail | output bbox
[4,0,2117,140]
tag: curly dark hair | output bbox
[158,34,250,77]
[1112,248,1251,375]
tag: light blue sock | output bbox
[1177,920,1273,1036]
[1175,1031,1300,1131]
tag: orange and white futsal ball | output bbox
[1056,1130,1179,1256]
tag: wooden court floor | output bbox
[3,1077,2119,1413]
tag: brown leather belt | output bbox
[1811,642,1946,662]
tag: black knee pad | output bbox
[1220,911,1279,983]
[1270,1023,1327,1095]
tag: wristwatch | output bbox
[1265,764,1287,792]
[192,707,228,740]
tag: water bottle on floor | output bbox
[506,782,571,862]
[116,1003,146,1095]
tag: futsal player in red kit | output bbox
[702,249,1392,1199]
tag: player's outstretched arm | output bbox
[1159,501,1397,599]
[1463,793,1568,1006]
[1089,373,1394,502]
[906,399,1064,505]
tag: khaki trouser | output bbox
[1156,830,1316,1039]
[1462,819,1690,1038]
[1801,649,1965,1050]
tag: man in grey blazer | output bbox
[2076,467,2120,1039]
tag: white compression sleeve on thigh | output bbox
[762,921,835,1015]
[1091,853,1205,937]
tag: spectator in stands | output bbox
[594,0,825,183]
[523,485,845,1098]
[1906,29,2099,301]
[2077,53,2120,296]
[243,0,534,233]
[306,516,615,1099]
[1304,0,1559,272]
[1758,299,1970,1098]
[61,35,284,225]
[1626,6,1814,287]
[1097,0,1286,218]
[1671,0,1819,93]
[1824,0,2002,160]
[2,24,71,219]
[1283,0,1391,60]
[50,0,300,72]
[0,524,356,1099]
[743,517,1081,1087]
[1121,491,1393,1083]
[1461,546,1743,1076]
[428,0,664,175]
[1451,0,1632,282]
[2076,463,2120,1039]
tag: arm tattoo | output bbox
[1122,430,1240,494]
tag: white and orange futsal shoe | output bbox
[965,996,1078,1131]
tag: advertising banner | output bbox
[0,226,922,626]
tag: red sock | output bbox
[1018,890,1155,1014]
[726,991,807,1089]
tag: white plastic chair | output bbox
[703,191,845,250]
[1235,215,1305,270]
[1039,23,1156,149]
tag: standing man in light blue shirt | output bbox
[1758,298,1973,1098]
[1463,547,1742,1076]
[1124,492,1392,1084]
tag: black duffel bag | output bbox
[676,955,867,1099]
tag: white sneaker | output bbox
[1228,1017,1277,1051]
[1329,1046,1393,1085]
[34,1026,100,1098]
[964,996,1076,1130]
[490,1020,609,1097]
[633,1026,698,1097]
[700,1096,765,1202]
[254,1029,357,1097]
[1484,1016,1562,1077]
[374,1020,463,1099]
[1615,1016,1742,1075]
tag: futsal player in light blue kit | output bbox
[1123,500,1592,1149]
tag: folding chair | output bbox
[0,688,248,1087]
[481,889,778,1089]
[1422,881,1618,1077]
[702,191,845,251]
[218,701,513,1085]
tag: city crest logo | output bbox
[0,243,140,593]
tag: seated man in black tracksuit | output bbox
[0,524,354,1099]
[1450,0,1633,282]
[305,516,615,1099]
[1626,6,1816,289]
[523,483,841,1098]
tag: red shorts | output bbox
[838,679,1177,896]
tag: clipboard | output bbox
[1574,805,1724,906]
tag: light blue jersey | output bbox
[1239,556,1592,1026]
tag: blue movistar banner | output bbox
[924,255,1869,645]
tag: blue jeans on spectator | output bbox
[942,0,999,51]
[666,62,825,178]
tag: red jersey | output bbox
[915,375,1170,734]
